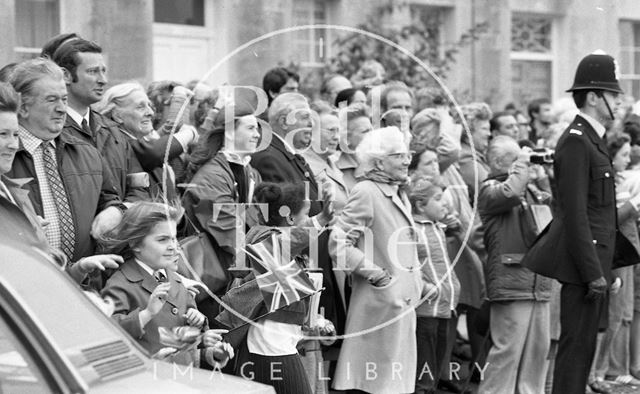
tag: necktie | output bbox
[81,118,92,138]
[41,141,76,260]
[294,154,312,179]
[154,270,167,283]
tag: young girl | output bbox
[222,182,333,394]
[410,179,460,394]
[100,201,230,367]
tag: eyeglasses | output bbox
[387,151,415,160]
[321,127,340,135]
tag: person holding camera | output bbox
[523,51,640,393]
[476,136,554,394]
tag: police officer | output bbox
[523,50,640,393]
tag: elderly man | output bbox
[321,74,352,106]
[7,58,124,266]
[0,80,122,282]
[251,92,326,216]
[52,37,148,202]
[380,82,414,134]
[251,93,340,378]
[477,136,553,394]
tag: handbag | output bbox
[177,214,230,295]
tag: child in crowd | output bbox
[410,179,460,394]
[219,182,334,394]
[99,201,231,367]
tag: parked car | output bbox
[0,243,274,393]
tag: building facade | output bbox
[2,0,640,109]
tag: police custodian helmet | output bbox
[566,50,624,94]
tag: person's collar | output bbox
[134,258,165,278]
[0,179,16,204]
[579,111,606,138]
[273,132,297,154]
[221,150,252,166]
[414,217,446,229]
[413,215,436,225]
[66,106,90,127]
[18,126,55,155]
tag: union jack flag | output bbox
[244,235,318,312]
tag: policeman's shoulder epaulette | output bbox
[569,129,583,136]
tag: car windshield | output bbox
[0,313,53,393]
[0,244,148,358]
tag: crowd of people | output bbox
[2,32,640,394]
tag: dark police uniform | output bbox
[523,51,640,393]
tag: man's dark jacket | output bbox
[63,110,149,202]
[251,135,321,215]
[7,131,121,261]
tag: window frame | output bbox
[509,13,557,107]
[153,0,206,27]
[13,0,61,61]
[291,0,329,68]
[619,20,640,98]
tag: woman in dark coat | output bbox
[181,98,262,314]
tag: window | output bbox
[619,21,640,99]
[154,0,205,26]
[511,16,552,53]
[510,14,554,110]
[0,315,53,393]
[410,4,446,59]
[14,0,60,61]
[291,0,328,66]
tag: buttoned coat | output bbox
[101,259,198,365]
[523,115,639,284]
[252,136,321,216]
[329,180,423,394]
[0,176,49,253]
[183,152,261,268]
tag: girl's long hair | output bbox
[97,201,184,258]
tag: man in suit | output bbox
[51,37,149,203]
[523,51,639,393]
[7,58,124,266]
[252,92,327,218]
[251,92,343,354]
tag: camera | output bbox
[529,148,554,165]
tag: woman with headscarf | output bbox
[329,126,424,394]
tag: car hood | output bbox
[90,360,274,393]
